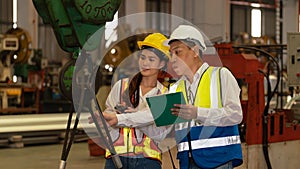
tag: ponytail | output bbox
[122,72,142,108]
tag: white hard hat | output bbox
[164,25,206,52]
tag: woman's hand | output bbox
[115,104,136,114]
[171,104,197,120]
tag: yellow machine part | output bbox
[6,27,32,64]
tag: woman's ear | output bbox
[159,60,166,69]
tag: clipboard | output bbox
[146,92,189,127]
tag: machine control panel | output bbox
[287,32,300,86]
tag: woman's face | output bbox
[138,49,165,77]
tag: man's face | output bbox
[169,40,194,76]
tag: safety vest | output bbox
[174,67,243,169]
[105,78,168,162]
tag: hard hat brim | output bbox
[163,38,189,47]
[163,39,172,47]
[137,41,170,59]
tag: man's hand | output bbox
[103,112,118,126]
[88,111,118,127]
[171,104,197,120]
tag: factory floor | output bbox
[0,141,179,169]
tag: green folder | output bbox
[146,92,189,127]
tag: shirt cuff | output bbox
[196,107,209,122]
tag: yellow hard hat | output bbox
[137,33,170,60]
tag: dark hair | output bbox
[122,46,168,108]
[181,39,204,58]
[122,72,142,108]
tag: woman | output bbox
[102,33,170,169]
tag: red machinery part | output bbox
[211,43,300,145]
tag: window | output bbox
[145,0,171,34]
[230,1,276,42]
[251,8,262,37]
[105,12,118,48]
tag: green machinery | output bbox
[33,0,121,53]
[33,0,121,99]
[32,1,122,168]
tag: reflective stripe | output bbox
[106,146,161,158]
[107,145,154,154]
[120,79,128,102]
[106,144,161,158]
[210,67,219,109]
[134,146,162,157]
[161,86,168,94]
[177,135,241,152]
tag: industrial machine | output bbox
[1,27,34,81]
[0,27,41,114]
[212,41,300,169]
[287,32,300,86]
[0,31,19,82]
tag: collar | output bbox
[140,80,166,97]
[181,62,210,85]
[156,80,165,92]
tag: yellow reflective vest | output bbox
[105,78,168,162]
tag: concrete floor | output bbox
[0,142,179,169]
[0,142,102,169]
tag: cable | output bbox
[60,103,75,161]
[259,69,273,169]
[234,46,280,99]
[167,146,177,169]
[234,45,281,169]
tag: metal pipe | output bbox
[59,160,67,169]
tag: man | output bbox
[165,25,243,169]
[103,25,243,169]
